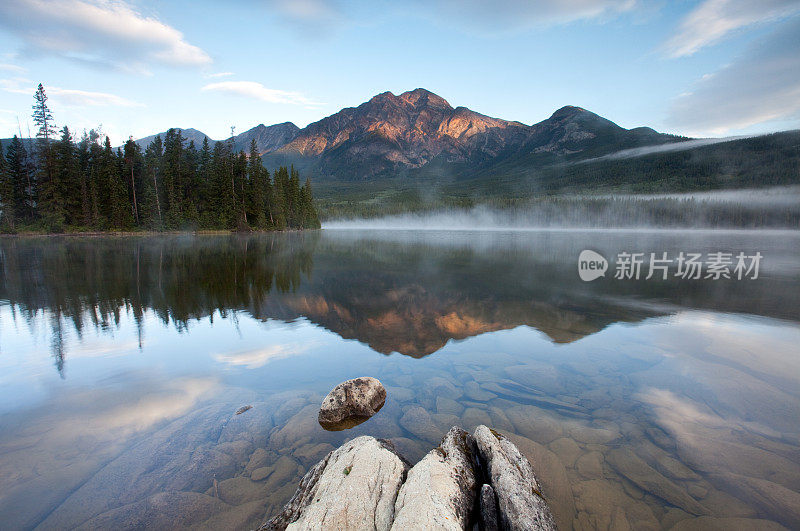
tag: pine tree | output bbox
[235,150,249,230]
[32,84,56,144]
[300,177,320,229]
[182,139,200,225]
[197,136,212,224]
[0,139,12,231]
[211,140,236,228]
[4,136,33,226]
[54,126,81,226]
[86,129,104,226]
[247,139,268,229]
[142,135,164,229]
[32,84,62,230]
[101,137,131,229]
[76,131,93,226]
[162,129,184,228]
[271,166,288,229]
[123,138,143,225]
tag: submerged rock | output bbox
[317,377,386,431]
[260,436,408,531]
[474,425,557,530]
[669,516,788,530]
[392,426,478,530]
[235,405,253,415]
[607,449,706,516]
[399,406,442,443]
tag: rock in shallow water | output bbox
[392,426,478,530]
[317,377,386,431]
[260,436,409,531]
[474,425,557,531]
[263,424,558,530]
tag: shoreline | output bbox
[0,228,317,238]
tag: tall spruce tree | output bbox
[142,135,164,229]
[5,136,34,224]
[54,126,82,226]
[247,139,269,229]
[0,139,11,231]
[123,138,144,225]
[33,84,62,230]
[101,137,131,229]
[76,131,93,226]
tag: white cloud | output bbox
[50,88,144,107]
[257,0,637,35]
[667,18,800,134]
[0,63,25,72]
[664,0,800,57]
[267,0,343,25]
[1,79,142,107]
[205,71,234,78]
[202,80,323,106]
[0,0,211,71]
[421,0,638,31]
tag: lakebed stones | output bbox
[263,425,557,530]
[606,448,706,516]
[317,377,386,431]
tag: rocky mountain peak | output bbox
[549,105,594,121]
[399,88,452,110]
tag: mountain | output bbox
[262,89,681,181]
[122,88,799,213]
[132,127,212,150]
[130,122,299,155]
[231,122,299,154]
[269,88,531,179]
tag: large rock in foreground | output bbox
[392,426,478,530]
[474,425,557,530]
[263,425,556,530]
[261,436,408,530]
[318,377,387,431]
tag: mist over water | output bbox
[324,187,800,230]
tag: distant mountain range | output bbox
[5,88,798,213]
[128,88,687,181]
[130,121,299,155]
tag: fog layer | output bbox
[324,188,800,230]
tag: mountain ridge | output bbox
[128,88,681,178]
[118,88,798,209]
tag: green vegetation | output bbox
[0,84,320,233]
[315,131,800,222]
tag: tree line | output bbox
[0,84,320,233]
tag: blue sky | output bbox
[0,0,798,145]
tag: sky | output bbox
[0,0,798,145]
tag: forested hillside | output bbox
[0,85,319,233]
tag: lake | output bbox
[1,229,799,530]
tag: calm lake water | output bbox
[1,229,799,530]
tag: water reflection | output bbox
[0,230,798,530]
[1,230,798,372]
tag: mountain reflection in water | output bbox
[0,230,798,530]
[1,230,797,367]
